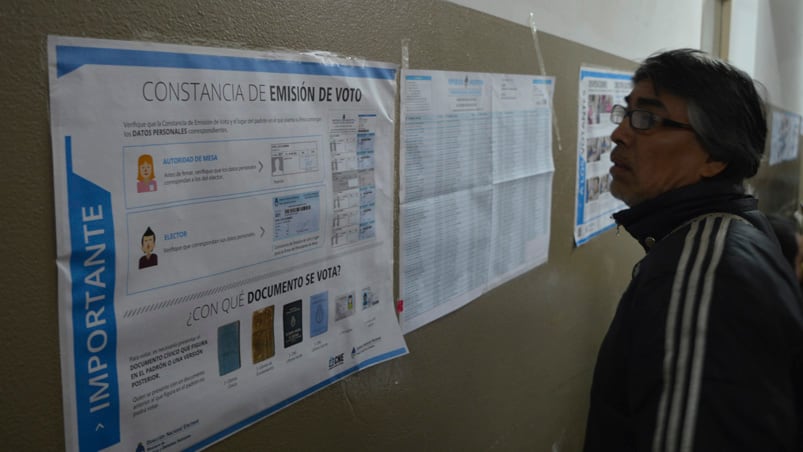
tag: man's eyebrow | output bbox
[634,96,667,111]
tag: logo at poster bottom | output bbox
[328,353,344,370]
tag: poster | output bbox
[768,109,801,165]
[49,36,407,451]
[573,67,631,246]
[399,70,554,333]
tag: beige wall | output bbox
[0,1,650,450]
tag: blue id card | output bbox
[217,321,241,376]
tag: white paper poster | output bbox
[769,109,801,165]
[574,67,631,246]
[399,70,554,333]
[49,36,407,452]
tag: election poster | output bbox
[573,67,630,246]
[768,109,801,165]
[49,36,407,451]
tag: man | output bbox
[584,49,803,451]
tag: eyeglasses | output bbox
[610,104,694,131]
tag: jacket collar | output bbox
[612,179,758,252]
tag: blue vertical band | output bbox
[576,157,586,224]
[66,136,120,450]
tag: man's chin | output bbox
[610,184,636,207]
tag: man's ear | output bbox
[701,158,727,178]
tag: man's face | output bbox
[609,80,723,207]
[142,235,155,255]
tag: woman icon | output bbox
[137,154,158,193]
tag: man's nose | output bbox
[610,120,630,146]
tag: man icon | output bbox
[138,227,158,269]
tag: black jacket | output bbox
[584,180,803,452]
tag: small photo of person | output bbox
[586,177,600,202]
[138,227,158,269]
[586,137,602,162]
[599,173,612,195]
[137,154,158,193]
[271,156,284,176]
[587,94,614,125]
[598,136,612,157]
[599,94,613,115]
